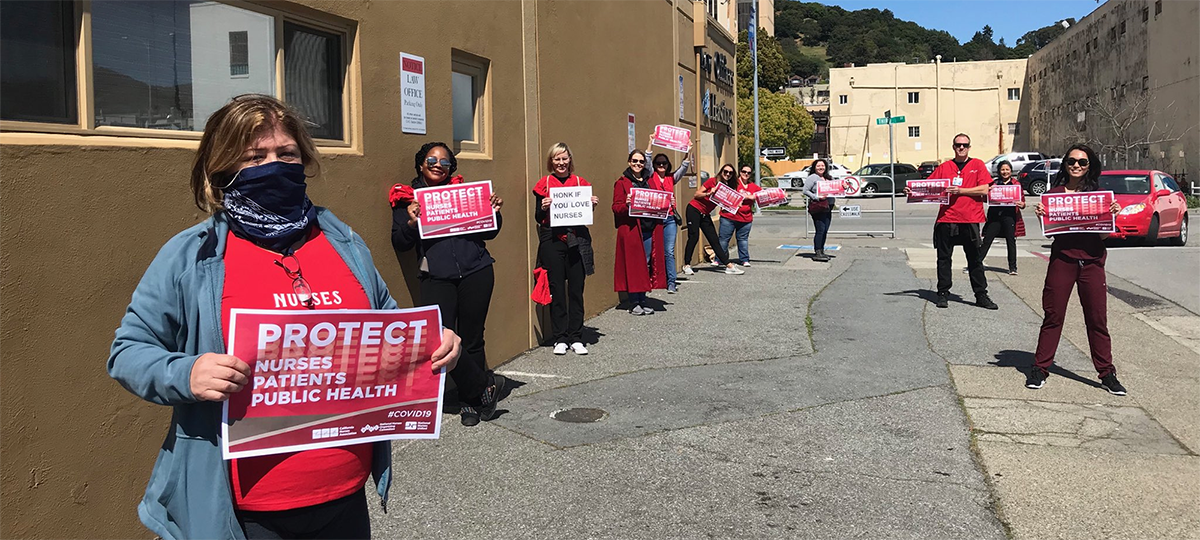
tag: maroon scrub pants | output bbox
[1033,254,1115,377]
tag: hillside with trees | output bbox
[773,1,1074,80]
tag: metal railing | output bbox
[760,176,897,238]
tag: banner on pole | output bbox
[415,181,497,239]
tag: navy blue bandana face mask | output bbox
[222,161,317,253]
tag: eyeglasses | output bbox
[424,156,453,169]
[630,158,645,164]
[953,143,971,149]
[274,255,314,308]
[1064,157,1090,167]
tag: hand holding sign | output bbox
[191,353,252,402]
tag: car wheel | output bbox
[1171,215,1188,246]
[1144,214,1160,246]
[861,183,878,196]
[1030,180,1047,195]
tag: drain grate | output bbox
[551,408,607,423]
[1107,286,1164,309]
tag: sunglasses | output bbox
[739,170,752,175]
[720,169,734,175]
[1064,157,1090,167]
[630,158,645,164]
[953,143,971,149]
[424,156,453,169]
[274,255,314,308]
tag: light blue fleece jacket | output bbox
[107,208,397,540]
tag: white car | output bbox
[985,152,1046,177]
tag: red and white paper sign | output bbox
[1040,191,1116,236]
[222,307,445,459]
[709,182,744,214]
[755,187,788,208]
[651,125,692,153]
[907,179,951,204]
[629,187,675,219]
[415,181,497,239]
[988,184,1022,206]
[816,180,845,197]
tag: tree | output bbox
[1081,90,1197,170]
[737,30,789,95]
[737,90,816,168]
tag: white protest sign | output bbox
[548,186,593,227]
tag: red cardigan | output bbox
[612,175,667,293]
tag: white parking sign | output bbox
[839,205,862,218]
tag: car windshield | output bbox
[1099,175,1150,195]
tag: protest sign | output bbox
[651,125,692,153]
[629,187,675,219]
[222,307,445,459]
[816,180,845,197]
[710,182,744,214]
[754,187,789,208]
[548,185,593,227]
[907,179,951,204]
[415,181,497,239]
[1040,190,1116,236]
[988,184,1022,206]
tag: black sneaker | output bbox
[460,406,481,426]
[1025,370,1046,389]
[976,295,999,310]
[1101,374,1127,396]
[935,293,949,309]
[479,374,507,421]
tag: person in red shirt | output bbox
[717,165,762,267]
[908,133,998,309]
[613,150,667,315]
[1027,143,1126,395]
[681,164,745,275]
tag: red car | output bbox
[1103,170,1189,245]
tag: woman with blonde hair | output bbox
[108,94,462,540]
[533,142,599,354]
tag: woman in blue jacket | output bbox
[107,94,462,540]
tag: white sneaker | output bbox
[570,342,588,355]
[741,261,752,268]
[710,261,721,267]
[683,265,695,275]
[553,342,568,355]
[725,265,745,275]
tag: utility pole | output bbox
[887,109,896,237]
[751,0,760,187]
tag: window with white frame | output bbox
[451,50,489,155]
[0,0,351,142]
[1008,88,1020,100]
[907,126,920,138]
[1007,123,1020,136]
[838,94,847,105]
[907,91,919,104]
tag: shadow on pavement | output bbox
[884,288,971,306]
[990,349,1102,389]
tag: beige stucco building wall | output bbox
[828,59,1029,168]
[0,1,736,538]
[737,0,774,36]
[1022,0,1198,183]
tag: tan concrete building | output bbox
[1022,0,1199,184]
[737,0,774,36]
[828,59,1029,168]
[0,1,736,537]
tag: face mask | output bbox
[222,161,317,252]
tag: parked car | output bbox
[1102,170,1188,246]
[1017,159,1061,195]
[917,161,938,178]
[986,152,1047,177]
[850,163,923,195]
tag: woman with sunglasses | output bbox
[107,95,462,540]
[802,159,843,262]
[1027,144,1126,396]
[682,164,745,275]
[613,150,667,314]
[391,142,507,426]
[717,166,762,267]
[533,143,599,355]
[643,138,692,293]
[976,160,1026,275]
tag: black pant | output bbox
[933,222,988,297]
[420,265,493,406]
[979,216,1018,271]
[238,489,370,539]
[811,210,832,252]
[683,205,729,266]
[539,238,585,343]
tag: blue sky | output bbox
[814,0,1101,45]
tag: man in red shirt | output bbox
[910,134,999,310]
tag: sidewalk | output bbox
[370,220,1199,539]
